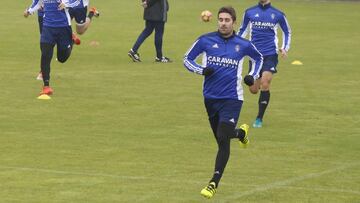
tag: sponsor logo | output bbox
[235,45,240,52]
[207,56,240,68]
[251,21,276,29]
[255,13,259,17]
[212,43,219,48]
[43,0,62,3]
[229,118,235,123]
[271,13,275,19]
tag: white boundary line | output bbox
[0,165,257,187]
[0,165,149,180]
[278,186,360,195]
[224,164,359,202]
[1,163,358,200]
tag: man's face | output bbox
[259,0,270,4]
[218,13,234,37]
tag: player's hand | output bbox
[279,49,288,58]
[141,1,148,8]
[58,2,66,10]
[24,9,30,18]
[244,75,254,86]
[202,67,214,76]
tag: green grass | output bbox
[0,0,359,202]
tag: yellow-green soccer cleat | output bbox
[239,124,250,147]
[200,182,217,199]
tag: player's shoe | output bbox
[36,71,43,81]
[238,124,250,147]
[155,56,172,63]
[89,7,100,17]
[72,33,81,45]
[252,118,262,128]
[39,86,53,96]
[200,182,216,199]
[128,49,141,62]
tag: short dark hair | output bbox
[218,6,237,21]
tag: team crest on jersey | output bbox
[235,45,240,52]
[271,13,275,19]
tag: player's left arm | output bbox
[237,11,250,38]
[279,13,292,58]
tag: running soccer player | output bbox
[23,0,87,80]
[68,0,99,37]
[238,0,291,128]
[28,0,81,96]
[184,6,263,199]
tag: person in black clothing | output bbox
[128,0,171,63]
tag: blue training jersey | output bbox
[238,3,291,56]
[72,0,89,9]
[29,0,81,27]
[184,32,263,101]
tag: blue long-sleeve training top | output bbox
[238,3,291,56]
[29,0,81,27]
[184,32,263,101]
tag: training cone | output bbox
[291,60,303,65]
[37,94,51,100]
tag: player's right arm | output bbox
[183,37,208,75]
[243,42,263,86]
[237,11,250,38]
[278,14,291,58]
[24,0,42,17]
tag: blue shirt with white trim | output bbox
[184,32,263,101]
[238,3,291,56]
[72,0,89,9]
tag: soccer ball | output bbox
[201,10,212,22]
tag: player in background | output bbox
[68,0,100,44]
[238,0,291,128]
[184,6,263,199]
[28,0,81,96]
[23,0,98,80]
